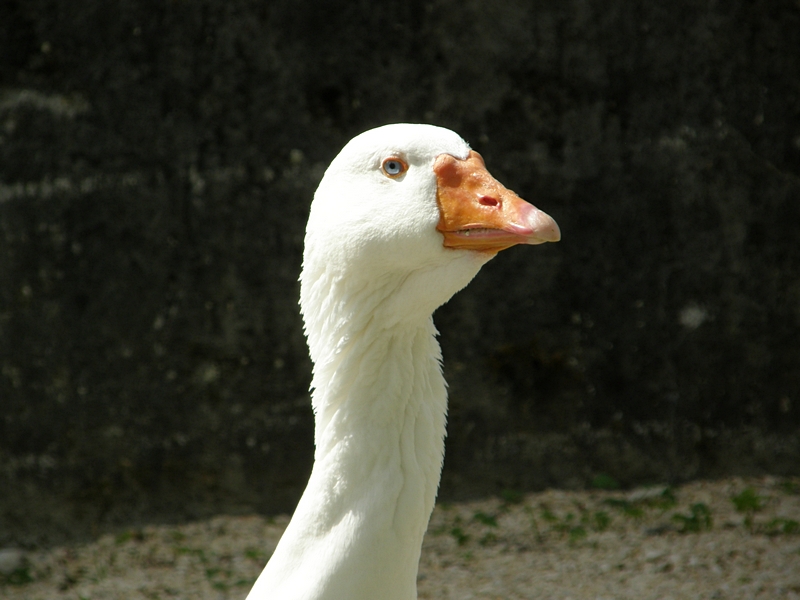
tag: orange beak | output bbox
[435,150,560,253]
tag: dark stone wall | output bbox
[2,0,799,546]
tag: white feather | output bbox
[247,124,495,600]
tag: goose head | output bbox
[249,124,560,600]
[300,123,560,333]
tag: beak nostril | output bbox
[479,195,499,207]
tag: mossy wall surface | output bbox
[1,0,798,545]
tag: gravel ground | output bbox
[2,477,799,599]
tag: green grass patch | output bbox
[603,498,644,518]
[548,512,589,543]
[568,525,588,543]
[472,511,498,527]
[0,567,33,586]
[673,503,713,533]
[170,531,186,542]
[731,487,764,513]
[500,489,525,505]
[592,510,612,531]
[765,518,800,535]
[450,526,470,546]
[540,506,558,522]
[244,547,267,561]
[652,487,678,509]
[591,474,620,490]
[114,529,144,544]
[731,487,765,531]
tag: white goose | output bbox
[247,124,560,600]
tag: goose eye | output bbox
[381,157,408,178]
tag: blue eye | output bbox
[381,157,407,177]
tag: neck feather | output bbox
[249,273,449,600]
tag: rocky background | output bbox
[1,0,799,547]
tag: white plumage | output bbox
[247,124,559,600]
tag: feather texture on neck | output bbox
[250,267,458,600]
[245,123,556,600]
